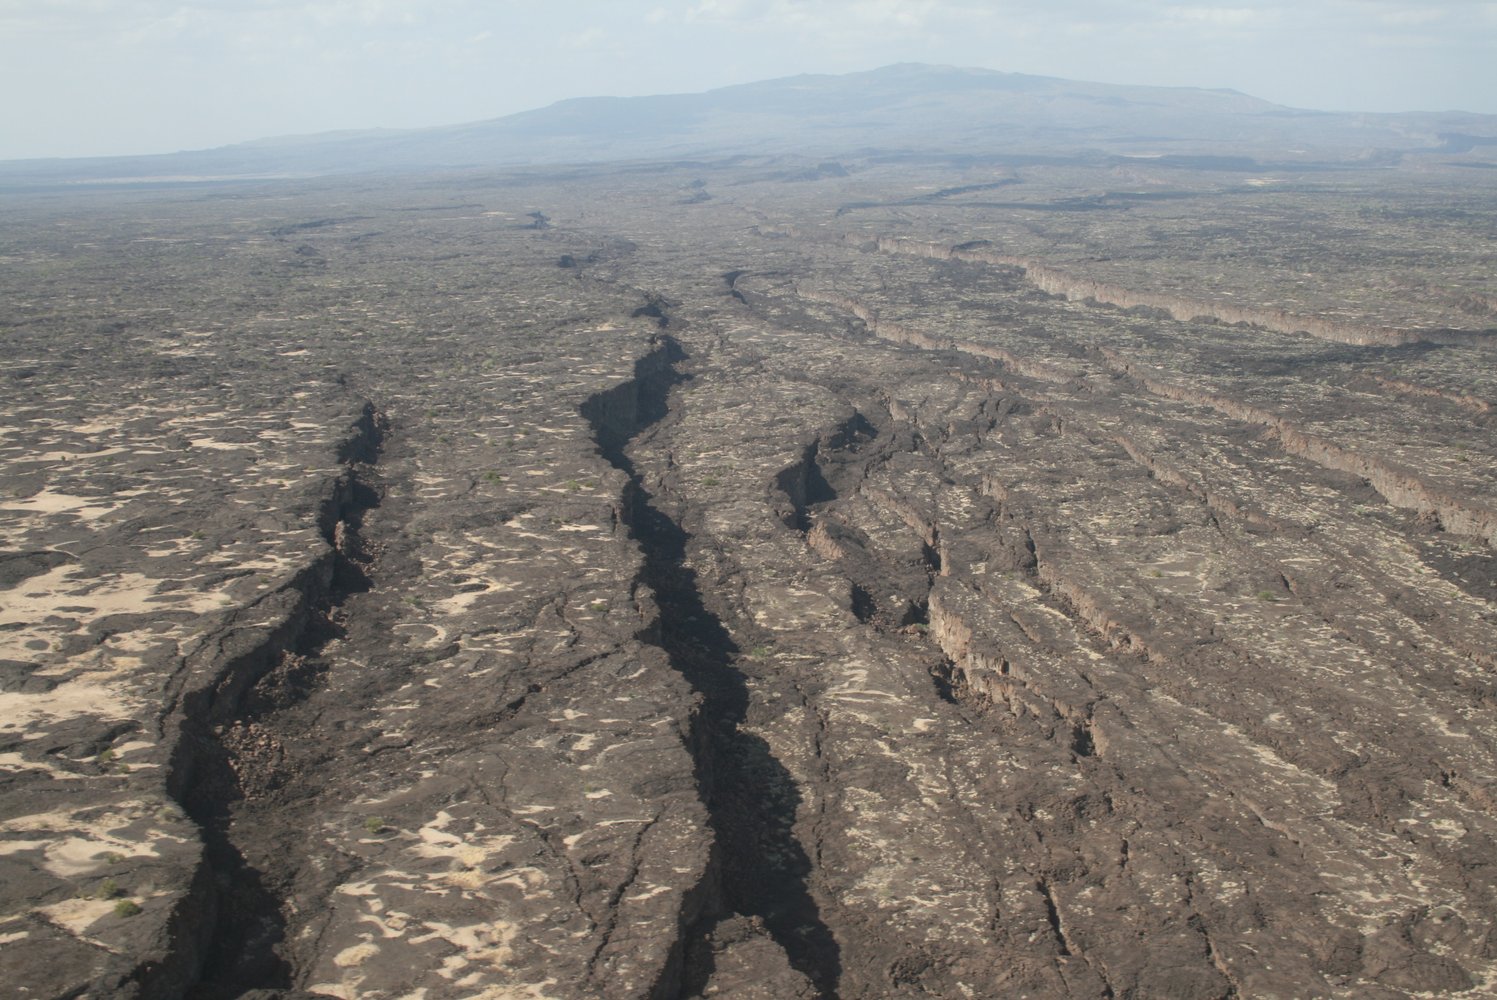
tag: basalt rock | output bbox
[2,153,1495,999]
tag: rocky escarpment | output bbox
[727,227,1497,994]
[797,285,1497,551]
[1372,375,1493,416]
[866,234,1497,349]
[796,285,1078,385]
[1097,349,1497,548]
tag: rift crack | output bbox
[582,333,842,999]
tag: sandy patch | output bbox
[0,489,134,521]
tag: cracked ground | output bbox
[2,156,1496,999]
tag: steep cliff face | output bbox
[797,285,1497,553]
[1097,349,1497,548]
[869,235,1497,349]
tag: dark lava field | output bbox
[3,150,1497,999]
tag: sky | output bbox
[2,0,1495,160]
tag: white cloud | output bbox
[684,0,754,22]
[1165,5,1263,27]
[1374,7,1446,25]
[563,25,607,48]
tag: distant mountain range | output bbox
[6,63,1497,186]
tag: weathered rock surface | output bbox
[2,154,1495,998]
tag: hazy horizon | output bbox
[4,1,1496,161]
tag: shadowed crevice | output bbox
[173,405,388,999]
[583,335,842,999]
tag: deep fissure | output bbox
[582,336,842,998]
[175,403,388,998]
[802,410,941,634]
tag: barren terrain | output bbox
[2,145,1496,999]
